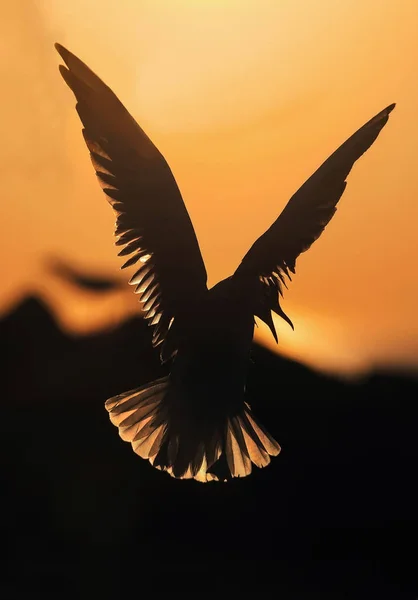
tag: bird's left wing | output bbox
[55,44,208,360]
[232,103,395,342]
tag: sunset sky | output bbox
[2,0,418,376]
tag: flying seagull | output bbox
[46,256,125,292]
[55,43,395,482]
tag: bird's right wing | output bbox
[55,44,208,360]
[233,103,395,342]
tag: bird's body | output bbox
[55,43,395,482]
[182,276,255,349]
[167,281,254,414]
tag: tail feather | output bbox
[106,377,168,414]
[105,376,280,482]
[226,418,252,478]
[205,433,222,472]
[242,407,281,457]
[238,414,271,468]
[133,423,166,460]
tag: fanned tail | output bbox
[105,377,281,482]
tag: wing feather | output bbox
[55,44,207,359]
[234,103,395,341]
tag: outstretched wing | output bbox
[55,44,207,360]
[234,103,395,342]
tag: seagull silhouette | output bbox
[46,256,124,292]
[55,43,395,482]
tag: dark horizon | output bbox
[2,289,418,596]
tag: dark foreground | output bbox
[2,296,417,598]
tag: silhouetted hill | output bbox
[2,296,164,405]
[1,296,417,597]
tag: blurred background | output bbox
[2,1,418,597]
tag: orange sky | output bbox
[2,0,418,376]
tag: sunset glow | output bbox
[2,0,418,376]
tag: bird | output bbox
[46,256,125,292]
[55,43,395,482]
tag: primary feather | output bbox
[55,43,207,361]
